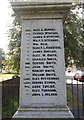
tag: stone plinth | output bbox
[13,106,73,118]
[11,0,74,118]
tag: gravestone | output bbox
[11,0,76,118]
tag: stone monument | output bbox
[11,0,78,118]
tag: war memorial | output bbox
[11,0,78,118]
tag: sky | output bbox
[0,0,13,53]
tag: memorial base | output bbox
[13,105,74,118]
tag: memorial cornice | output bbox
[11,2,72,12]
[11,1,73,21]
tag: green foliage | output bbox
[7,14,21,73]
[1,49,5,61]
[67,90,83,108]
[2,96,19,118]
[64,11,84,67]
[1,49,6,69]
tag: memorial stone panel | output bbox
[20,19,66,106]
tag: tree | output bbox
[64,10,84,67]
[0,48,6,71]
[8,14,21,73]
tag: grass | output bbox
[67,90,83,109]
[2,96,19,118]
[0,74,18,82]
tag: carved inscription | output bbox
[23,27,61,97]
